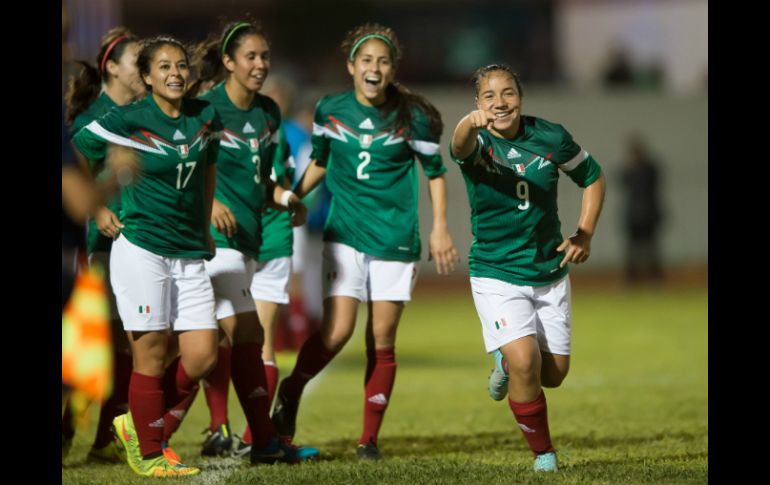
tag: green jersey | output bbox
[73,94,221,260]
[311,90,446,262]
[258,125,294,262]
[200,83,278,260]
[451,115,602,286]
[70,92,120,254]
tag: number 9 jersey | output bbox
[310,90,446,262]
[450,115,602,286]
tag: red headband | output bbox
[100,35,128,73]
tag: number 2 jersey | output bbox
[73,94,221,260]
[311,90,446,262]
[450,115,602,286]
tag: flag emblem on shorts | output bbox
[495,318,507,330]
[514,164,525,175]
[138,305,151,314]
[177,144,189,159]
[360,134,373,149]
[248,138,260,153]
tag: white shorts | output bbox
[322,242,418,302]
[470,275,572,355]
[251,256,292,305]
[89,251,119,321]
[110,235,217,332]
[205,248,259,320]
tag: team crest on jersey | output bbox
[248,138,260,153]
[177,144,189,159]
[359,134,373,149]
[514,163,526,175]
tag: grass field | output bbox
[62,283,708,484]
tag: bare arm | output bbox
[427,175,460,275]
[294,159,327,199]
[450,110,496,160]
[205,164,217,251]
[557,172,607,268]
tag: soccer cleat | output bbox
[86,440,126,463]
[250,436,319,465]
[201,423,233,457]
[111,412,143,471]
[161,442,182,466]
[134,454,201,477]
[231,436,252,458]
[271,389,299,441]
[356,441,382,461]
[533,451,558,472]
[487,349,509,401]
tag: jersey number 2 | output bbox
[176,161,197,190]
[357,151,371,180]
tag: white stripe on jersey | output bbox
[560,149,589,172]
[407,139,440,156]
[312,122,326,137]
[270,130,280,144]
[85,121,169,155]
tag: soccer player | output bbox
[73,36,221,477]
[449,64,606,472]
[190,19,319,464]
[63,27,145,464]
[272,22,459,460]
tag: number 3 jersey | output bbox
[200,83,284,261]
[73,94,221,260]
[450,115,602,286]
[310,90,446,262]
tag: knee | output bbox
[182,348,218,381]
[507,358,539,384]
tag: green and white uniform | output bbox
[311,90,446,261]
[450,115,602,353]
[200,84,293,317]
[71,92,120,255]
[311,90,445,301]
[73,95,221,331]
[251,125,295,304]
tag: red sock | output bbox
[359,347,396,445]
[242,360,278,445]
[129,372,165,458]
[281,332,338,401]
[508,390,555,455]
[203,346,231,431]
[230,342,274,449]
[93,352,133,448]
[162,360,200,442]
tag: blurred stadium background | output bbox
[62,1,707,482]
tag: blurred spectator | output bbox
[620,134,664,283]
[602,46,634,87]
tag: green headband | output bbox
[349,33,394,61]
[222,22,251,57]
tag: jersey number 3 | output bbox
[357,151,371,180]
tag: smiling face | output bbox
[142,44,189,106]
[475,70,522,137]
[347,38,395,106]
[224,33,270,93]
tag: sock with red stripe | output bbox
[359,347,396,445]
[162,359,199,442]
[508,390,555,456]
[203,345,231,431]
[230,342,274,449]
[128,371,165,458]
[281,332,338,401]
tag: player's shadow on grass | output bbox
[319,430,705,460]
